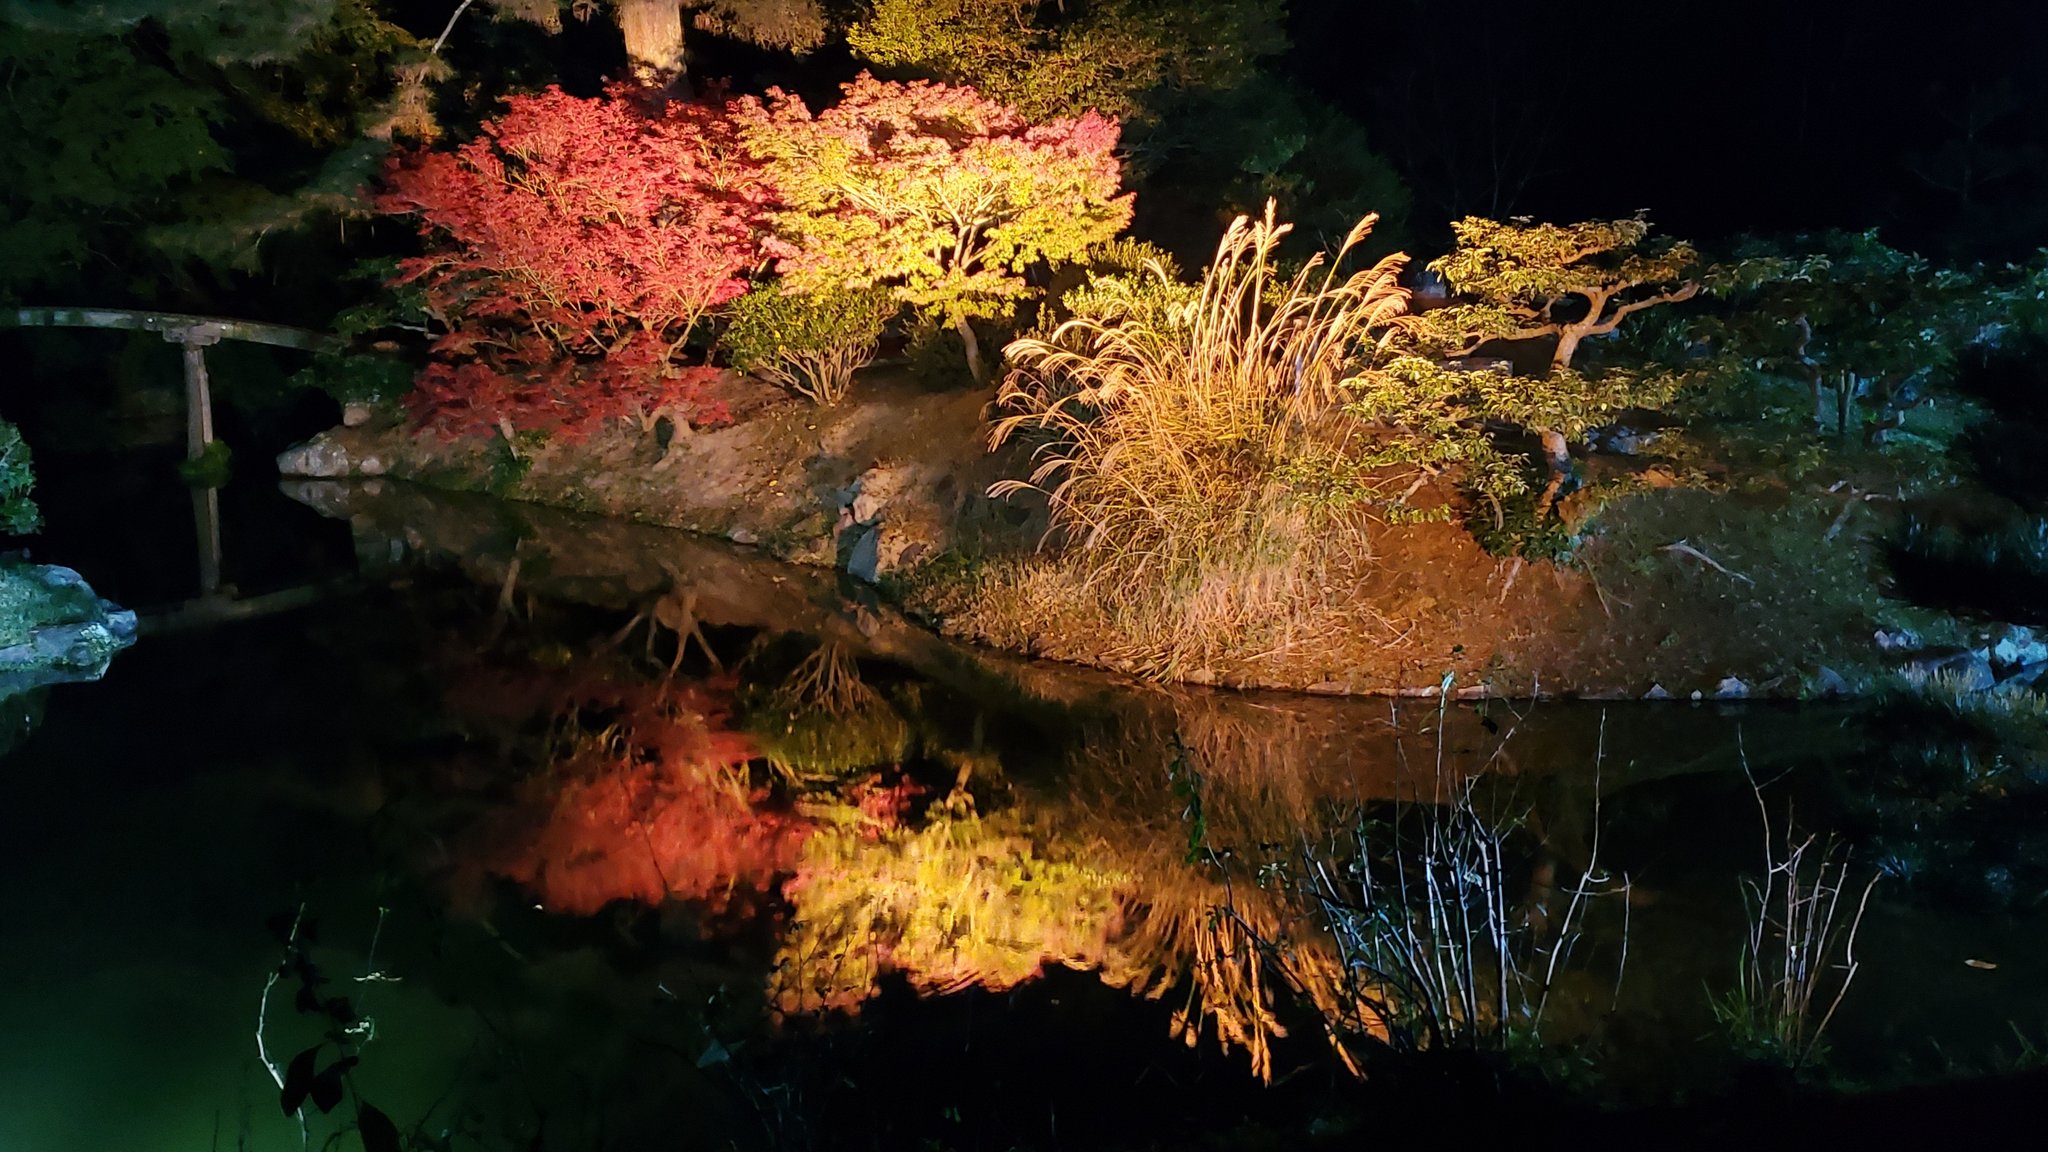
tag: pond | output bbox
[4,476,2048,1150]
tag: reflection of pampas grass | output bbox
[1067,727,1397,1080]
[1063,700,1624,1076]
[770,641,881,718]
[1100,847,1380,1082]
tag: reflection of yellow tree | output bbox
[771,806,1129,1014]
[760,684,1552,1082]
[767,731,1389,1081]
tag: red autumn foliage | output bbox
[448,657,812,921]
[379,86,770,440]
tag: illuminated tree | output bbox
[1387,216,1703,519]
[1419,217,1702,376]
[738,74,1133,383]
[379,86,768,438]
[845,0,1282,122]
[604,0,825,84]
[1690,232,1994,439]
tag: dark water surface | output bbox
[4,477,2048,1150]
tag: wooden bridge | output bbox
[4,308,337,604]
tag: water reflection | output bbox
[279,478,1887,1088]
[0,474,1964,1148]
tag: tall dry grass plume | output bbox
[983,203,1411,677]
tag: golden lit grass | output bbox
[981,203,1411,677]
[951,537,1382,680]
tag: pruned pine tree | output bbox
[1390,216,1702,520]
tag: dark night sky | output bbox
[1289,0,2048,254]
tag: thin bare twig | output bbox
[1662,538,1755,585]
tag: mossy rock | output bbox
[0,562,138,697]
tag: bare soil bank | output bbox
[281,374,1976,698]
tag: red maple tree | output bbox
[380,86,771,439]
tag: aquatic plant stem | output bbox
[257,902,309,1149]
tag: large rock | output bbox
[1901,645,1996,692]
[836,461,961,583]
[0,563,138,698]
[277,430,390,478]
[1992,625,2048,673]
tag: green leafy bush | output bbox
[1080,237,1182,282]
[175,438,234,488]
[0,420,42,535]
[288,262,428,408]
[722,285,896,405]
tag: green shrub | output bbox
[1081,237,1182,282]
[0,420,41,536]
[176,439,233,488]
[289,349,413,408]
[288,262,427,408]
[722,285,896,405]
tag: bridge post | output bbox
[164,323,223,460]
[164,324,225,594]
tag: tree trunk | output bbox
[1532,427,1572,523]
[617,0,686,85]
[1551,328,1585,373]
[952,313,987,386]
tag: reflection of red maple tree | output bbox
[380,86,769,440]
[496,752,809,918]
[451,661,810,920]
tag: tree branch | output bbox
[1583,281,1699,336]
[432,0,476,56]
[1448,323,1559,357]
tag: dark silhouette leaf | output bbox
[356,1102,402,1152]
[295,984,320,1013]
[324,997,358,1025]
[281,1046,319,1115]
[310,1055,359,1113]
